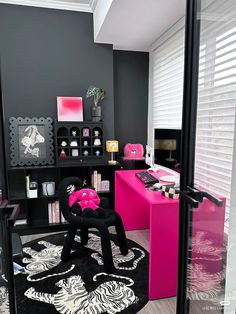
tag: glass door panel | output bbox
[0,202,18,313]
[0,204,10,313]
[177,0,236,313]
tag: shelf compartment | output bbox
[57,127,68,136]
[57,138,69,147]
[81,138,91,147]
[70,127,80,137]
[58,148,69,158]
[92,127,103,137]
[92,147,103,157]
[92,138,103,147]
[69,138,80,147]
[8,169,26,200]
[81,127,91,137]
[70,148,80,157]
[81,147,92,157]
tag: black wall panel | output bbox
[113,50,149,153]
[0,4,114,166]
[0,4,150,168]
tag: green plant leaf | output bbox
[86,86,99,98]
[86,85,107,105]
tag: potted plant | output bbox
[86,85,106,122]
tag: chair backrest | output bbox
[58,177,83,223]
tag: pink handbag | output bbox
[123,143,145,160]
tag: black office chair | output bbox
[58,177,128,273]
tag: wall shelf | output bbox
[55,121,104,164]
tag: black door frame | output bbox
[176,0,201,313]
[0,58,7,199]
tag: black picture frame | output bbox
[9,117,54,167]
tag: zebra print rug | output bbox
[13,231,149,314]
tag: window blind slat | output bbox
[195,151,233,164]
[195,157,232,171]
[196,141,233,149]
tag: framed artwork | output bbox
[9,117,54,167]
[57,97,83,122]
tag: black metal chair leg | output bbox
[61,225,77,262]
[81,227,89,245]
[114,212,128,255]
[96,222,115,273]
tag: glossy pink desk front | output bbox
[115,169,179,300]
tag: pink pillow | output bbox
[69,188,100,210]
[124,143,144,159]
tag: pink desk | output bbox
[115,169,179,300]
[115,170,226,300]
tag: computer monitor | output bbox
[145,144,180,186]
[154,129,181,167]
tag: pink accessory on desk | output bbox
[123,143,144,160]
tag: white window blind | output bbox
[151,26,185,130]
[149,1,235,232]
[194,0,236,231]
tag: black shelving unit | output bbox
[55,121,104,164]
[6,162,121,235]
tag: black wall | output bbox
[113,50,149,153]
[0,4,150,170]
[0,4,114,166]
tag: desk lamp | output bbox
[155,139,176,162]
[106,140,119,164]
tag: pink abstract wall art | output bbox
[57,97,83,122]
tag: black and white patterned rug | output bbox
[2,232,149,314]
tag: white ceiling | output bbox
[0,0,186,51]
[0,0,98,12]
[94,0,186,51]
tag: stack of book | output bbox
[48,200,67,224]
[91,170,101,191]
[91,170,110,192]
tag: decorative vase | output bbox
[91,105,101,122]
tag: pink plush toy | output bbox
[69,188,104,217]
[123,143,144,160]
[69,188,100,210]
